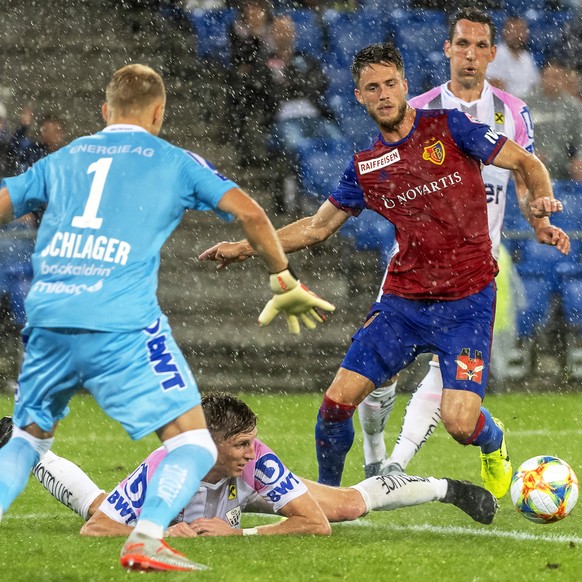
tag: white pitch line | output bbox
[338,520,582,544]
[8,513,580,546]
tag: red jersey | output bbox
[329,108,507,300]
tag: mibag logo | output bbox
[358,149,400,174]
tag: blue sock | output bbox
[0,437,40,514]
[315,395,356,486]
[470,407,503,454]
[139,444,215,531]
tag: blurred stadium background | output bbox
[0,0,580,395]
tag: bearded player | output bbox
[199,42,569,497]
[357,8,568,483]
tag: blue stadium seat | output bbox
[504,0,546,17]
[560,278,582,327]
[489,10,507,38]
[278,8,324,57]
[514,238,564,281]
[322,9,389,70]
[392,10,447,58]
[503,180,530,235]
[391,10,448,95]
[512,237,568,338]
[188,9,236,67]
[349,210,396,268]
[295,138,352,201]
[550,180,582,234]
[359,0,410,9]
[555,240,582,326]
[515,274,554,338]
[328,95,378,151]
[322,60,355,98]
[526,10,572,66]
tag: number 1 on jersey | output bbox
[71,157,112,229]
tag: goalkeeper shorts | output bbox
[13,315,201,439]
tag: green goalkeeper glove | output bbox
[259,268,335,334]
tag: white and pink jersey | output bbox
[409,81,535,259]
[99,438,307,529]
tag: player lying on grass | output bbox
[0,394,497,536]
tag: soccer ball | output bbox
[510,456,579,524]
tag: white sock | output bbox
[32,451,105,520]
[358,381,397,464]
[133,519,164,540]
[352,475,448,512]
[388,361,443,469]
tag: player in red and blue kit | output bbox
[200,43,569,496]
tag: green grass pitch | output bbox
[0,392,580,581]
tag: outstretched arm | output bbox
[190,491,331,536]
[199,200,350,270]
[216,187,289,274]
[80,510,134,537]
[80,510,199,538]
[494,141,570,254]
[215,189,336,333]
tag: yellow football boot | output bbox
[480,417,512,499]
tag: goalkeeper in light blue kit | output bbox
[0,64,334,572]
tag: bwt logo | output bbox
[123,463,149,509]
[144,319,186,391]
[255,453,285,486]
[264,472,301,504]
[106,491,138,525]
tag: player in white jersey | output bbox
[358,8,566,480]
[0,394,497,538]
[0,64,334,572]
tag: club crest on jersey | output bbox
[422,141,445,165]
[455,348,484,383]
[226,506,241,527]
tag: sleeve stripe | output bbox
[484,135,508,165]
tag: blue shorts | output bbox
[341,283,496,399]
[13,316,201,439]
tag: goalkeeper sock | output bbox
[358,381,397,465]
[463,407,503,453]
[0,428,52,513]
[315,395,356,486]
[388,360,443,469]
[352,475,447,512]
[32,451,105,520]
[136,429,217,536]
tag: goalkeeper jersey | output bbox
[99,438,307,528]
[3,124,236,331]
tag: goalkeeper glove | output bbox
[259,268,335,335]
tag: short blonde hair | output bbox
[105,64,165,116]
